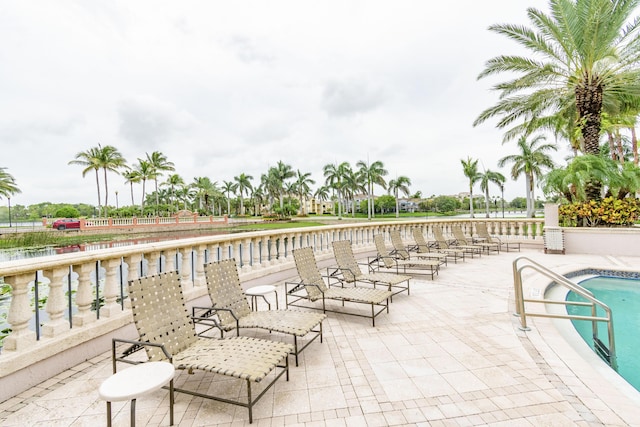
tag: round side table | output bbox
[245,285,279,310]
[99,361,175,427]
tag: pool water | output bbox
[566,276,640,392]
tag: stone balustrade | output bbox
[0,217,543,401]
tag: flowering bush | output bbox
[559,197,640,227]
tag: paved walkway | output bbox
[1,248,639,426]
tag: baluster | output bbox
[180,248,193,289]
[164,250,176,273]
[42,267,70,337]
[194,245,207,286]
[241,238,252,272]
[146,251,160,276]
[73,262,97,326]
[100,258,122,317]
[4,273,38,351]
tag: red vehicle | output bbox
[51,218,81,230]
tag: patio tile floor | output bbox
[1,248,640,426]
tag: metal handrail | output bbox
[512,256,617,370]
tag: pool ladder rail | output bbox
[512,256,617,371]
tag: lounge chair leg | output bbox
[247,380,253,424]
[293,336,299,366]
[169,379,174,426]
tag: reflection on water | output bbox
[0,230,234,263]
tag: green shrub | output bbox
[559,197,640,227]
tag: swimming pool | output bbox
[566,275,640,392]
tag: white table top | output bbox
[99,361,175,402]
[245,285,276,296]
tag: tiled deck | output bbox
[1,248,639,426]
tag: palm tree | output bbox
[294,170,315,215]
[222,180,237,215]
[460,157,480,218]
[146,151,175,214]
[313,185,330,215]
[162,174,185,212]
[356,159,388,220]
[69,146,103,215]
[272,161,296,211]
[323,161,351,219]
[234,173,254,215]
[191,177,218,214]
[498,134,557,217]
[478,169,506,218]
[123,168,141,206]
[134,159,154,214]
[0,167,21,199]
[96,145,126,216]
[342,168,365,217]
[388,176,412,218]
[474,0,640,200]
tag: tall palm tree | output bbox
[498,134,557,217]
[69,146,102,215]
[146,151,175,214]
[162,174,185,212]
[191,176,218,214]
[356,159,388,220]
[134,159,154,214]
[323,161,351,219]
[342,168,365,217]
[222,180,237,215]
[460,157,480,218]
[294,170,315,215]
[234,173,254,215]
[478,169,506,218]
[388,176,412,218]
[313,185,330,215]
[0,167,21,199]
[96,145,126,216]
[474,0,640,200]
[272,161,296,211]
[122,168,141,206]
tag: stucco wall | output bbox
[563,227,640,256]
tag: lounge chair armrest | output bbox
[111,337,172,372]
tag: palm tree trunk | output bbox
[632,127,638,165]
[469,186,475,218]
[484,190,490,218]
[103,168,109,217]
[525,174,532,218]
[94,169,102,217]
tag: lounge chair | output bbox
[389,229,447,266]
[451,225,499,254]
[476,222,521,252]
[286,247,393,326]
[196,259,326,366]
[112,270,292,424]
[431,225,469,261]
[330,240,412,297]
[410,228,463,263]
[433,225,481,257]
[370,234,440,279]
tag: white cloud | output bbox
[0,0,577,208]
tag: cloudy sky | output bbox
[0,1,573,208]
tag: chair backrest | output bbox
[452,225,471,245]
[292,247,328,300]
[476,222,491,239]
[374,234,396,269]
[128,270,198,361]
[331,240,361,282]
[432,225,450,248]
[412,228,429,253]
[389,230,410,259]
[204,259,252,328]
